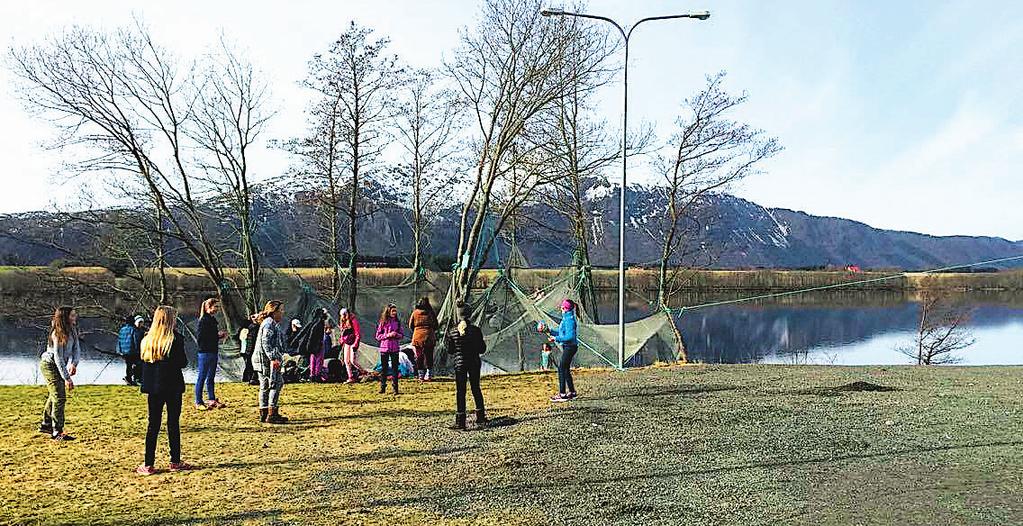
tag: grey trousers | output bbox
[257,370,283,409]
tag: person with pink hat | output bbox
[544,299,579,402]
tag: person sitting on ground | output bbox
[117,314,144,386]
[253,300,289,424]
[408,296,439,382]
[444,302,487,430]
[39,306,81,441]
[544,299,579,402]
[375,303,404,395]
[137,305,194,475]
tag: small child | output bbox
[540,342,553,371]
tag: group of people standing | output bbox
[36,293,580,472]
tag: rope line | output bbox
[672,254,1023,314]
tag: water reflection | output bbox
[1,290,1021,384]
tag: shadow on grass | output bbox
[149,508,286,525]
[358,439,1023,511]
[581,384,740,403]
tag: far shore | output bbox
[2,265,1022,296]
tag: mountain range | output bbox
[1,181,1020,271]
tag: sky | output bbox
[1,0,1021,240]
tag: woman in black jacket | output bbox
[137,306,194,475]
[444,302,487,430]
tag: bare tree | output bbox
[445,0,612,302]
[190,38,273,315]
[653,72,781,308]
[296,21,402,309]
[280,91,348,298]
[897,287,975,365]
[390,68,462,272]
[7,22,272,330]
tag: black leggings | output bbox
[558,344,577,394]
[145,392,182,467]
[379,353,400,391]
[455,365,485,414]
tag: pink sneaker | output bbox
[168,461,196,472]
[136,465,157,476]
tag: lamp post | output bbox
[541,8,709,369]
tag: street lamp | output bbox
[541,7,709,370]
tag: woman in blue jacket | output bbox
[546,299,578,402]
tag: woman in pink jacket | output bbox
[338,308,364,384]
[375,303,404,395]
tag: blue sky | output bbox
[1,0,1021,239]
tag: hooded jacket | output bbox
[548,310,578,346]
[444,321,486,372]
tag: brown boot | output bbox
[268,408,289,424]
[259,408,268,423]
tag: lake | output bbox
[2,289,1021,384]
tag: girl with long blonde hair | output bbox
[39,306,81,441]
[137,306,193,475]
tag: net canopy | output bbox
[263,265,681,375]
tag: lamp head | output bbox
[541,8,565,17]
[690,10,711,20]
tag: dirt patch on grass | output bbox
[833,380,898,392]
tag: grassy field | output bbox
[2,365,1022,525]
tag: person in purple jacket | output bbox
[375,303,404,395]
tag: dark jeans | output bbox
[194,352,218,404]
[558,344,577,394]
[123,354,140,384]
[379,353,400,391]
[145,392,182,467]
[455,365,484,414]
[241,353,255,383]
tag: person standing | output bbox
[137,305,193,475]
[117,315,145,386]
[339,308,364,383]
[308,320,331,382]
[194,298,227,410]
[546,299,579,402]
[253,300,288,424]
[39,306,81,441]
[444,302,487,430]
[375,303,404,395]
[239,314,260,386]
[408,297,439,382]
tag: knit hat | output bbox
[561,299,575,311]
[133,315,145,325]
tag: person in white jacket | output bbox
[39,306,81,441]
